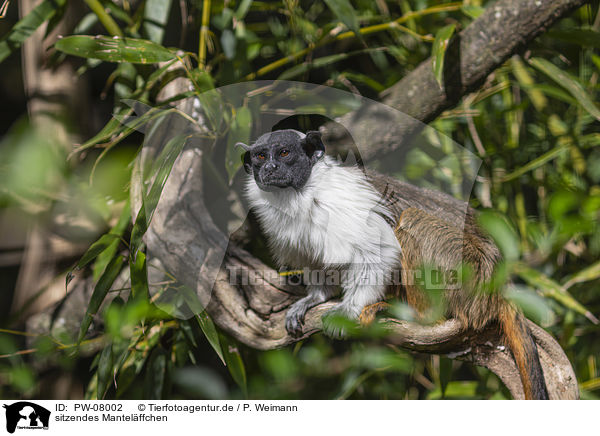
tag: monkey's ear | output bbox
[242,152,252,174]
[301,131,325,163]
[236,142,253,174]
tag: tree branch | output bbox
[323,0,591,159]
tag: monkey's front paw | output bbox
[285,303,307,337]
[321,305,358,339]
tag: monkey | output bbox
[239,129,549,400]
[240,129,402,338]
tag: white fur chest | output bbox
[245,158,401,271]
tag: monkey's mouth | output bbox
[257,176,291,190]
[257,181,290,191]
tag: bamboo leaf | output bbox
[219,333,247,397]
[501,145,568,182]
[278,48,385,80]
[511,57,547,111]
[92,200,131,281]
[0,0,67,64]
[323,0,362,41]
[529,57,600,121]
[79,255,126,342]
[563,260,600,290]
[174,284,225,364]
[549,29,600,49]
[439,357,452,398]
[96,344,114,399]
[67,234,119,288]
[225,106,252,182]
[432,24,456,87]
[426,381,478,399]
[505,285,556,327]
[461,5,484,19]
[129,251,149,301]
[234,0,253,19]
[143,348,168,399]
[172,367,227,399]
[341,71,385,92]
[130,134,189,260]
[55,35,176,64]
[221,29,236,59]
[196,311,225,365]
[477,211,519,262]
[514,263,599,324]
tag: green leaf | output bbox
[439,357,452,398]
[341,72,385,92]
[505,285,556,327]
[9,367,35,393]
[549,29,600,49]
[79,255,126,342]
[225,106,252,181]
[93,200,131,281]
[221,29,236,59]
[0,0,67,64]
[220,334,248,397]
[278,48,385,80]
[143,348,168,399]
[71,107,133,157]
[477,211,519,262]
[129,251,149,301]
[431,24,456,88]
[234,0,253,19]
[529,57,600,121]
[426,381,478,399]
[511,57,547,111]
[130,133,189,259]
[196,308,225,365]
[175,285,225,364]
[514,263,599,324]
[55,35,176,64]
[323,0,362,41]
[96,344,114,399]
[172,367,227,399]
[67,233,119,288]
[563,260,600,290]
[461,5,484,19]
[501,144,568,182]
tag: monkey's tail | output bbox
[498,305,549,399]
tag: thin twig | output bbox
[83,0,124,37]
[198,0,211,69]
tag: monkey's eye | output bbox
[256,152,266,160]
[279,149,289,157]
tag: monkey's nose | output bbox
[264,162,278,172]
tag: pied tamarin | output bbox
[239,129,548,400]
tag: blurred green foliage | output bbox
[0,0,599,400]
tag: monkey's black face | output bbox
[242,130,325,191]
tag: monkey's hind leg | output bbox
[359,301,390,325]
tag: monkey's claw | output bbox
[285,305,306,337]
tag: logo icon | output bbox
[3,402,50,434]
